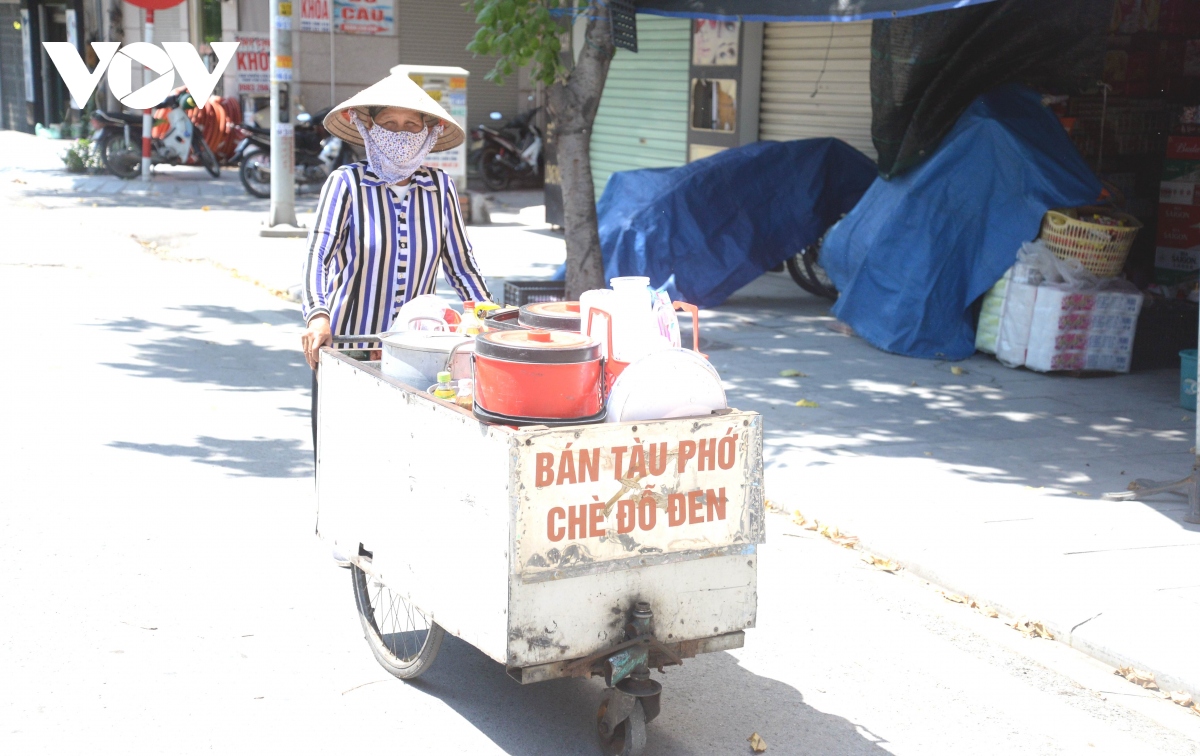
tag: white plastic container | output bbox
[580,288,619,356]
[609,277,667,362]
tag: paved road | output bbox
[3,183,1200,755]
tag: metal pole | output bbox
[188,0,203,48]
[140,9,153,183]
[329,0,336,108]
[269,0,298,228]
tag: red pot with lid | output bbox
[472,329,605,425]
[518,301,582,332]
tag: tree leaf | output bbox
[748,732,768,752]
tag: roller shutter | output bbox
[590,16,690,197]
[758,21,875,160]
[395,1,518,144]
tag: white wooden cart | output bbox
[316,348,764,755]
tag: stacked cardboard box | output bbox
[1157,136,1200,285]
[1024,289,1144,373]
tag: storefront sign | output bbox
[235,33,271,95]
[300,0,332,32]
[335,0,394,36]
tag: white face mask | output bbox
[350,109,444,184]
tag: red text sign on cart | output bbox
[512,412,765,582]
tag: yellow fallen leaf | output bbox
[201,205,211,211]
[923,452,932,456]
[1073,491,1089,497]
[1169,691,1194,708]
[1009,618,1054,640]
[942,592,966,604]
[950,366,966,375]
[748,732,767,752]
[817,523,838,538]
[802,518,819,531]
[830,534,859,548]
[794,399,819,408]
[780,369,807,377]
[862,554,900,572]
[1115,666,1158,690]
[968,600,999,618]
[791,510,806,527]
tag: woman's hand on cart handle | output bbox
[302,314,332,370]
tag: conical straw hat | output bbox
[324,73,463,152]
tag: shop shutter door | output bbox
[759,21,875,160]
[591,16,690,197]
[395,1,518,144]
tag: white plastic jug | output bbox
[580,288,619,356]
[608,277,669,362]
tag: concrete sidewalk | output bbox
[709,272,1200,701]
[8,128,1198,702]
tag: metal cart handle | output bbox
[331,335,381,344]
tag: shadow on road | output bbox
[704,278,1193,516]
[109,436,311,478]
[173,304,299,327]
[92,311,309,392]
[102,336,309,391]
[399,636,889,755]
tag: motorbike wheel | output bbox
[239,149,272,198]
[786,243,838,301]
[100,132,142,180]
[479,146,510,191]
[803,245,838,301]
[196,134,220,178]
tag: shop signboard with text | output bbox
[335,0,394,35]
[235,33,270,95]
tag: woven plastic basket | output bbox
[1037,207,1142,278]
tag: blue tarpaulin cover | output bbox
[821,84,1103,360]
[594,138,877,308]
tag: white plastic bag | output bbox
[391,294,452,332]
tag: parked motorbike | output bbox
[233,107,355,198]
[473,107,543,191]
[786,230,839,301]
[92,92,220,179]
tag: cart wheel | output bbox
[598,693,647,756]
[351,564,444,680]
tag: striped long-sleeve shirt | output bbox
[301,162,489,346]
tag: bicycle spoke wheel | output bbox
[351,564,444,680]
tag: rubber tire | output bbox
[803,246,838,301]
[100,131,142,180]
[786,245,838,301]
[786,250,825,297]
[239,149,271,198]
[599,699,647,756]
[480,146,511,191]
[196,133,220,178]
[351,564,444,680]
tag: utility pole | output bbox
[264,0,302,235]
[141,9,153,182]
[188,0,202,48]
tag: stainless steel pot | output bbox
[380,327,474,388]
